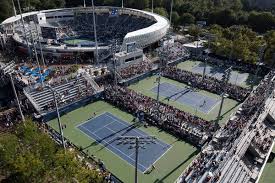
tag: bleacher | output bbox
[53,13,156,45]
[24,75,102,113]
[218,156,251,183]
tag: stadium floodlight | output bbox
[16,0,31,56]
[91,0,99,65]
[9,72,25,122]
[169,0,174,26]
[116,136,156,183]
[216,93,229,124]
[151,0,154,13]
[253,44,267,90]
[45,85,66,151]
[29,28,44,86]
[112,39,118,85]
[33,23,46,67]
[202,57,208,80]
[11,0,17,16]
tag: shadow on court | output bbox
[82,123,138,151]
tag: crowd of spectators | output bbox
[0,107,19,130]
[196,54,269,77]
[163,66,250,102]
[118,61,153,79]
[252,126,273,154]
[105,85,219,146]
[156,42,189,64]
[54,13,155,47]
[180,70,275,182]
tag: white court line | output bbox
[106,124,173,174]
[105,113,171,149]
[78,124,148,170]
[76,126,146,173]
[75,112,108,128]
[104,114,173,173]
[143,144,173,173]
[91,120,116,134]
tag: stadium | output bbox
[0,3,275,183]
[1,7,169,62]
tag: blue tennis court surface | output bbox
[151,82,220,113]
[192,64,248,85]
[77,112,171,173]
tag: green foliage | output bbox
[248,11,275,33]
[154,7,168,17]
[0,119,104,183]
[264,31,275,66]
[179,13,195,25]
[209,25,264,64]
[0,0,13,22]
[188,25,202,38]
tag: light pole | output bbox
[202,34,213,80]
[116,136,156,183]
[11,0,17,16]
[16,0,31,56]
[92,0,99,65]
[202,57,208,80]
[253,45,266,90]
[122,0,124,8]
[34,23,46,67]
[45,85,66,150]
[216,93,228,124]
[216,67,232,124]
[9,73,25,122]
[169,0,174,26]
[156,73,161,102]
[151,0,154,13]
[30,29,44,86]
[112,39,118,85]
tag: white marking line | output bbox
[75,112,108,128]
[195,96,220,115]
[206,98,222,114]
[143,144,173,173]
[79,124,148,170]
[105,113,171,149]
[105,113,173,173]
[152,82,219,114]
[75,126,144,173]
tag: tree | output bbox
[0,0,13,22]
[154,7,168,17]
[188,24,202,39]
[248,11,275,33]
[208,25,264,64]
[0,119,104,182]
[171,11,180,26]
[179,13,195,26]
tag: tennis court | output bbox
[151,82,220,113]
[191,64,248,85]
[77,112,171,173]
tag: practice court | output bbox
[151,82,220,113]
[192,65,248,85]
[77,112,171,173]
